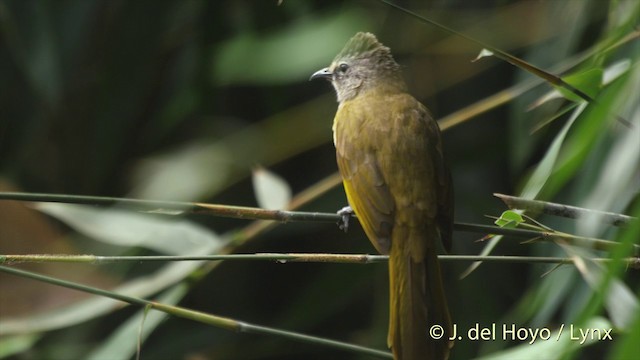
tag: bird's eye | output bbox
[338,63,349,73]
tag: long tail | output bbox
[387,228,452,360]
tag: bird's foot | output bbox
[337,206,354,233]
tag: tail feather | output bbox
[388,229,452,360]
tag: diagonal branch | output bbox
[0,265,393,359]
[494,193,637,226]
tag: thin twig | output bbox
[0,192,340,223]
[494,193,637,226]
[2,192,637,255]
[2,253,638,269]
[454,223,639,255]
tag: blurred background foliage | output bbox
[0,0,638,359]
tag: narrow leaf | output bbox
[556,68,603,102]
[564,245,639,330]
[520,102,587,200]
[0,334,41,358]
[252,167,292,210]
[34,203,218,255]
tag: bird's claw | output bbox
[337,206,354,232]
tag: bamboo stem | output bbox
[494,193,637,226]
[1,192,637,255]
[2,253,638,268]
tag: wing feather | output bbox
[333,92,452,255]
[335,101,394,254]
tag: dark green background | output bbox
[1,1,638,359]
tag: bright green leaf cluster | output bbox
[494,210,525,228]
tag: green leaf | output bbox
[0,334,41,358]
[545,64,636,197]
[556,68,603,102]
[520,102,587,200]
[563,244,639,330]
[609,310,640,360]
[495,210,524,228]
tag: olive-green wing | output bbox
[371,94,452,255]
[333,94,452,254]
[334,102,395,255]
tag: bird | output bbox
[310,32,454,360]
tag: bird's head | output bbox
[310,32,403,102]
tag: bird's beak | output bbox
[309,67,332,81]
